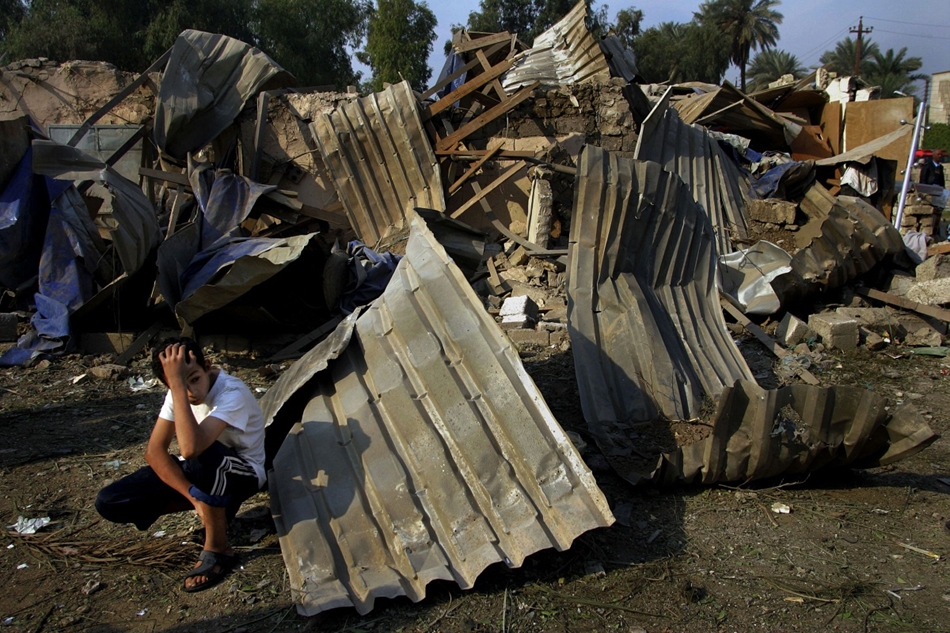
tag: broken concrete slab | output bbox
[776,313,815,347]
[907,277,950,306]
[499,295,539,329]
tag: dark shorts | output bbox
[95,442,262,531]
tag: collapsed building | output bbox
[0,0,944,617]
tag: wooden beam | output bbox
[67,47,172,147]
[476,49,509,102]
[719,296,821,385]
[115,323,163,366]
[854,286,950,323]
[454,31,513,54]
[450,162,525,219]
[448,145,501,196]
[420,40,510,101]
[927,242,950,257]
[436,82,539,152]
[426,57,513,118]
[249,91,271,182]
[77,123,151,194]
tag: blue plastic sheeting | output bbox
[749,161,800,199]
[190,164,275,247]
[339,241,401,315]
[433,51,467,100]
[0,147,68,290]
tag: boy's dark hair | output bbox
[151,337,206,386]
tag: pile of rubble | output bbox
[1,0,946,619]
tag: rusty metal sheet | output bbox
[567,145,755,484]
[311,81,444,245]
[502,1,610,92]
[265,210,613,616]
[635,88,749,255]
[655,380,937,486]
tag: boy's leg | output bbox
[96,464,193,530]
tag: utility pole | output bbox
[850,16,872,77]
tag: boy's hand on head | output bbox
[159,343,198,387]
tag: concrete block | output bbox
[835,307,898,334]
[500,295,539,330]
[883,272,917,297]
[506,328,550,347]
[0,313,18,342]
[907,277,950,306]
[747,198,797,225]
[860,328,886,351]
[808,312,859,351]
[776,313,815,347]
[916,254,950,282]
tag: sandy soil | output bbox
[1,332,949,633]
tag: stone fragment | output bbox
[808,312,859,351]
[506,328,550,347]
[89,364,127,381]
[746,198,797,225]
[907,278,950,306]
[776,313,815,347]
[500,295,539,330]
[861,328,886,351]
[916,254,950,282]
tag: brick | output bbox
[506,328,550,347]
[776,313,815,347]
[808,312,859,351]
[746,199,797,225]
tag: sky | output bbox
[419,0,950,96]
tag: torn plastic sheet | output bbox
[338,241,401,315]
[154,29,294,159]
[187,158,276,247]
[264,211,613,616]
[653,380,938,486]
[719,241,793,316]
[840,161,879,197]
[7,516,51,535]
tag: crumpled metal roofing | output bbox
[502,1,610,92]
[155,29,294,159]
[634,88,750,255]
[655,380,937,486]
[567,145,755,484]
[264,211,613,616]
[31,140,160,275]
[311,81,444,245]
[598,35,638,83]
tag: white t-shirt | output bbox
[159,370,266,487]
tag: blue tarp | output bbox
[339,241,401,315]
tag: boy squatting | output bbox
[95,338,266,592]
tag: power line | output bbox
[798,26,850,62]
[874,28,950,41]
[864,16,950,28]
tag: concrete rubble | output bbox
[1,0,945,618]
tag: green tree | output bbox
[610,7,643,48]
[143,0,255,64]
[466,0,576,45]
[865,47,925,99]
[818,36,879,78]
[356,0,437,92]
[746,48,804,91]
[0,0,26,56]
[695,0,782,92]
[256,0,371,88]
[924,123,950,151]
[632,20,730,85]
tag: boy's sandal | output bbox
[182,550,239,593]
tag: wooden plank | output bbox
[426,57,513,118]
[450,162,525,219]
[67,47,172,147]
[720,297,821,385]
[476,49,509,102]
[269,316,343,361]
[420,40,510,100]
[115,322,163,366]
[448,145,501,196]
[454,31,513,54]
[854,286,950,323]
[166,184,185,237]
[436,82,539,152]
[249,91,271,181]
[140,166,189,186]
[927,242,950,257]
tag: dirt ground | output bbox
[1,326,949,633]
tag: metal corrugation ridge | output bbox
[656,380,937,486]
[268,211,614,616]
[311,81,444,245]
[567,145,754,483]
[635,89,749,255]
[502,1,610,92]
[599,36,638,82]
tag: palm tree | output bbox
[819,37,879,78]
[695,0,783,91]
[865,47,926,98]
[747,48,805,91]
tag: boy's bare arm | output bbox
[159,344,227,458]
[145,417,195,501]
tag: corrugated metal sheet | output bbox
[567,145,755,484]
[634,88,750,255]
[311,81,444,245]
[655,380,937,486]
[599,35,638,83]
[265,211,614,616]
[502,1,610,92]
